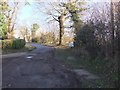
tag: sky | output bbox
[16,2,50,31]
[14,0,94,29]
[13,2,50,38]
[15,0,112,28]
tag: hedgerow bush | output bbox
[12,39,26,49]
[1,39,26,49]
[1,39,13,49]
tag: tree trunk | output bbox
[116,1,120,60]
[58,15,64,45]
[110,1,115,58]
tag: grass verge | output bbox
[0,44,35,54]
[56,48,118,88]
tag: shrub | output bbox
[1,39,26,49]
[12,39,26,49]
[1,39,13,49]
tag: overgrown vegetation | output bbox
[56,48,118,88]
[70,1,119,88]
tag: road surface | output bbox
[2,43,80,88]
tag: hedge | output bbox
[1,39,13,49]
[1,39,26,49]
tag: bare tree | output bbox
[41,0,85,45]
[4,0,19,38]
[19,26,31,42]
[43,2,69,45]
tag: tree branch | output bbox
[52,16,59,22]
[10,2,19,20]
[49,2,62,14]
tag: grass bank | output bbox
[56,48,118,88]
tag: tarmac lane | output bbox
[2,43,80,88]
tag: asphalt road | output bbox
[2,43,80,88]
